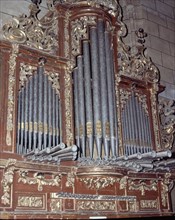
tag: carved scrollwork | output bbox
[79,176,116,190]
[128,179,157,196]
[77,200,116,211]
[118,28,160,84]
[140,199,158,209]
[1,159,16,205]
[159,98,175,150]
[18,170,61,191]
[66,172,75,188]
[3,1,58,52]
[71,16,96,56]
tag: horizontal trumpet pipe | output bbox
[156,150,172,158]
[50,145,77,157]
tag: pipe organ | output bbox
[0,0,175,219]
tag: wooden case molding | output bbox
[0,0,175,219]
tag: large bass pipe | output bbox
[24,81,29,153]
[90,26,102,158]
[52,89,56,147]
[50,145,77,157]
[97,20,110,158]
[83,40,94,158]
[55,95,59,146]
[77,56,86,157]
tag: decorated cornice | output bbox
[2,0,58,52]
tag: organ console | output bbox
[0,0,175,219]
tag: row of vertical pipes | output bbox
[17,64,62,154]
[73,19,118,159]
[122,92,152,156]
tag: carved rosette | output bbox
[6,44,19,146]
[18,170,62,191]
[1,159,16,206]
[79,176,116,190]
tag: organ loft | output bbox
[0,0,175,219]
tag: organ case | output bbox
[0,0,175,219]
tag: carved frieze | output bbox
[77,200,116,211]
[17,196,44,208]
[1,159,16,206]
[18,170,61,191]
[79,176,116,190]
[140,199,158,209]
[128,179,157,196]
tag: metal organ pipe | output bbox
[83,41,94,158]
[16,61,62,158]
[97,20,110,158]
[77,56,86,157]
[73,20,119,160]
[90,26,102,158]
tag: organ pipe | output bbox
[16,59,63,158]
[90,26,102,158]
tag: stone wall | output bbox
[120,0,175,100]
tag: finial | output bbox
[135,28,147,45]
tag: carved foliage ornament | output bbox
[118,28,160,83]
[18,170,61,191]
[159,98,175,150]
[6,44,19,146]
[3,1,58,52]
[79,176,116,190]
[18,196,43,208]
[1,159,16,205]
[128,179,157,196]
[77,200,116,211]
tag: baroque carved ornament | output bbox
[18,170,61,191]
[3,0,58,52]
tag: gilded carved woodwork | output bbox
[2,1,58,52]
[159,99,175,150]
[161,173,173,207]
[17,196,44,208]
[1,159,16,205]
[64,10,71,58]
[18,170,61,191]
[6,44,19,146]
[71,16,96,57]
[50,193,61,211]
[79,176,116,190]
[64,61,74,145]
[77,200,116,211]
[140,199,158,209]
[66,172,75,188]
[128,179,157,196]
[116,176,128,190]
